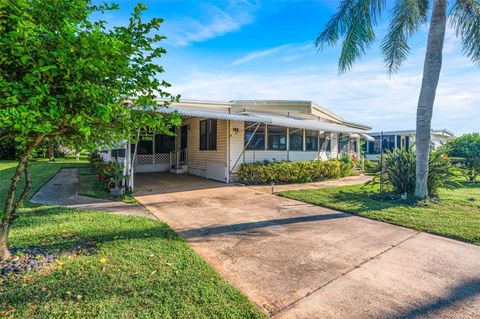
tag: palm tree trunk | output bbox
[414,0,447,198]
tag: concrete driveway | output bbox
[134,173,480,318]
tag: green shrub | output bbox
[364,158,378,174]
[375,147,458,197]
[445,133,480,182]
[427,152,460,197]
[237,158,354,185]
[383,147,416,194]
[340,155,354,176]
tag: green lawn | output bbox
[279,182,480,245]
[78,168,138,204]
[0,160,264,318]
[78,172,110,199]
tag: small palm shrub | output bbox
[237,159,354,185]
[383,147,416,194]
[378,147,458,197]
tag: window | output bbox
[111,149,125,158]
[382,135,395,151]
[306,130,319,151]
[319,132,331,152]
[137,135,153,155]
[289,128,303,151]
[267,125,287,150]
[200,119,217,150]
[373,135,395,153]
[245,122,266,150]
[366,140,375,154]
[154,133,175,153]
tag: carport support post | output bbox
[129,129,141,192]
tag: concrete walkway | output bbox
[248,174,373,193]
[135,173,480,318]
[31,168,154,219]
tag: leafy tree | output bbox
[315,0,480,198]
[445,133,480,182]
[0,137,17,160]
[0,0,180,260]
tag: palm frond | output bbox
[381,0,428,74]
[451,0,480,66]
[315,0,386,73]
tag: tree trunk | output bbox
[0,222,11,260]
[1,134,44,260]
[48,145,55,161]
[414,0,447,198]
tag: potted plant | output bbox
[104,162,128,197]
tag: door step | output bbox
[169,165,188,174]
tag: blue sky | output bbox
[98,0,479,135]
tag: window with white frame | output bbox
[289,128,303,151]
[200,119,217,151]
[245,122,266,150]
[267,125,287,150]
[305,130,319,151]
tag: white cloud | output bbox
[231,44,293,66]
[163,2,257,47]
[231,43,314,66]
[168,25,480,135]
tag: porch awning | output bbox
[157,106,368,133]
[250,114,368,134]
[350,133,375,141]
[159,106,271,123]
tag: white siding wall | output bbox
[183,118,228,179]
[229,121,341,175]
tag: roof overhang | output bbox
[158,107,369,133]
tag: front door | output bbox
[180,125,188,163]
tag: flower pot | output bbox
[109,187,125,197]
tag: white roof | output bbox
[369,129,455,138]
[159,107,368,133]
[160,106,270,122]
[252,113,368,133]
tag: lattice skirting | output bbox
[132,153,172,165]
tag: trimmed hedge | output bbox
[237,157,354,185]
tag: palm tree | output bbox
[316,0,479,198]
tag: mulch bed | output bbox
[0,242,96,281]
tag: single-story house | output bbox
[103,99,372,185]
[363,129,456,161]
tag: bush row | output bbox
[237,157,355,185]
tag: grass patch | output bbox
[0,159,264,318]
[78,174,110,199]
[1,207,264,318]
[279,182,480,245]
[0,158,89,209]
[79,167,97,175]
[78,171,138,204]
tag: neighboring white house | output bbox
[364,129,456,161]
[103,99,372,185]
